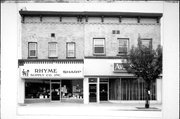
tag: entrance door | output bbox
[89,84,97,102]
[100,83,108,101]
[51,83,60,101]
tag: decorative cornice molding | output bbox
[23,21,160,26]
[19,11,163,19]
[18,59,84,67]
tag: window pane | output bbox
[29,43,36,50]
[94,47,104,53]
[93,39,105,54]
[120,78,156,101]
[68,43,75,50]
[119,40,128,46]
[49,50,57,57]
[61,80,83,101]
[67,43,75,57]
[141,40,151,48]
[118,39,128,54]
[29,43,37,57]
[119,47,127,53]
[25,81,50,99]
[49,43,57,57]
[30,50,36,57]
[94,39,104,46]
[49,43,56,50]
[68,51,75,57]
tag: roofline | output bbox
[19,10,163,18]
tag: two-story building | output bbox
[18,10,162,104]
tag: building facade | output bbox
[18,10,162,104]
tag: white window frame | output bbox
[28,42,37,57]
[118,38,129,54]
[93,38,105,55]
[67,42,75,58]
[48,42,58,58]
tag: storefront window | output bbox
[109,78,156,100]
[25,80,50,99]
[61,80,83,100]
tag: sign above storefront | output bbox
[113,63,127,73]
[20,64,83,79]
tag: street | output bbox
[17,102,162,119]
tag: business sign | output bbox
[114,63,127,73]
[20,64,83,79]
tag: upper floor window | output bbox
[141,39,152,48]
[48,42,58,58]
[28,42,37,57]
[67,42,75,58]
[93,38,105,55]
[118,38,129,54]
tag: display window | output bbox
[61,80,83,100]
[25,80,50,99]
[109,78,156,100]
[25,79,83,103]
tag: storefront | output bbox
[87,77,156,102]
[84,58,162,104]
[18,60,84,103]
[18,59,161,104]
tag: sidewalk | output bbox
[17,102,162,119]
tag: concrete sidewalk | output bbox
[17,102,162,119]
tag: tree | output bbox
[123,41,162,108]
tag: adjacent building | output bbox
[18,10,162,104]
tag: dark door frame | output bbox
[89,83,97,103]
[99,83,109,101]
[51,81,61,101]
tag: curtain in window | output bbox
[109,78,156,100]
[29,43,37,57]
[94,39,105,54]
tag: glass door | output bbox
[89,84,97,102]
[51,81,61,101]
[100,83,108,101]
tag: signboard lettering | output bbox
[63,70,81,73]
[114,63,126,72]
[35,69,57,73]
[20,64,83,79]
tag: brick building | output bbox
[18,10,162,104]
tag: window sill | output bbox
[117,53,128,56]
[66,57,76,59]
[93,53,106,56]
[48,57,58,59]
[28,57,38,59]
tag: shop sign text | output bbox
[22,68,60,78]
[114,63,126,73]
[20,65,83,78]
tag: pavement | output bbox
[17,102,162,119]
